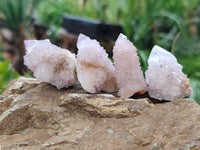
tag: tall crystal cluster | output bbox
[113,34,147,98]
[145,45,192,101]
[24,40,77,89]
[76,34,117,93]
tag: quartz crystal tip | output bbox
[145,45,193,101]
[113,33,147,98]
[76,34,117,93]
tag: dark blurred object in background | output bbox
[56,28,77,53]
[1,28,16,61]
[62,15,123,54]
[33,24,47,40]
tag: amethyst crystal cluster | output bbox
[24,34,192,101]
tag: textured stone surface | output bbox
[145,45,192,101]
[76,34,117,93]
[113,33,147,98]
[24,39,77,89]
[0,77,200,150]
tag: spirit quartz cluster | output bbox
[76,34,117,93]
[24,34,192,101]
[145,45,192,101]
[24,39,77,89]
[113,34,147,98]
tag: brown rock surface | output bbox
[0,77,200,150]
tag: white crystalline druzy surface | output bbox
[145,45,192,101]
[113,33,147,98]
[76,34,117,93]
[24,40,77,89]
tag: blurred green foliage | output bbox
[0,0,30,31]
[190,78,200,104]
[0,41,3,62]
[36,0,69,26]
[35,0,199,48]
[0,0,40,32]
[0,0,41,75]
[0,60,19,94]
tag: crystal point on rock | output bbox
[24,40,77,89]
[113,33,147,98]
[145,45,192,101]
[76,34,117,93]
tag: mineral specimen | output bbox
[145,45,192,101]
[113,33,147,98]
[24,39,77,89]
[76,34,117,93]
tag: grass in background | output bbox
[35,0,199,48]
[190,78,200,104]
[0,41,3,61]
[0,60,19,94]
[0,41,20,94]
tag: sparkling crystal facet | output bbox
[24,40,77,89]
[145,45,192,101]
[76,34,117,93]
[113,33,147,98]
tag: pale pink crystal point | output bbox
[145,45,192,101]
[76,34,117,93]
[113,33,147,98]
[24,40,77,89]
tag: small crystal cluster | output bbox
[145,45,192,101]
[113,34,147,98]
[24,34,192,101]
[76,34,117,93]
[24,40,77,89]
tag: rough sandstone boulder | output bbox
[0,77,200,150]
